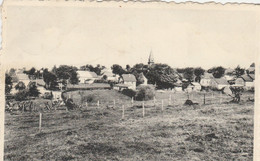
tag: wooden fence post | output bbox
[39,113,42,132]
[122,105,125,119]
[161,100,164,111]
[113,99,115,107]
[153,97,156,107]
[220,92,222,104]
[203,93,206,105]
[142,102,145,117]
[131,97,134,107]
[97,100,100,107]
[169,95,172,106]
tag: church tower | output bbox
[148,50,154,65]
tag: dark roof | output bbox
[240,74,253,82]
[248,74,255,80]
[247,67,255,73]
[214,78,229,85]
[122,74,136,82]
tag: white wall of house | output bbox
[200,78,211,87]
[124,81,136,90]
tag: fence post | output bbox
[153,96,156,107]
[161,100,164,111]
[113,99,115,107]
[86,102,88,107]
[203,93,206,105]
[122,105,125,119]
[142,102,145,117]
[131,97,134,107]
[169,95,172,106]
[97,100,100,107]
[220,92,222,104]
[39,113,42,132]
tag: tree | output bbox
[56,65,79,85]
[182,67,194,82]
[208,66,225,78]
[24,67,36,78]
[5,73,13,94]
[194,67,205,82]
[27,82,40,97]
[111,64,126,76]
[126,65,131,72]
[43,69,57,89]
[15,81,26,91]
[234,65,245,77]
[146,63,178,89]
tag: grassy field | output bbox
[4,90,254,160]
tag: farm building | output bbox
[186,82,201,92]
[247,66,255,74]
[200,73,214,87]
[139,72,148,85]
[77,71,98,84]
[235,74,254,90]
[12,73,31,86]
[118,74,137,90]
[211,78,230,90]
[101,69,118,82]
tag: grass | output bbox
[4,90,254,160]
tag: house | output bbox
[211,78,230,90]
[235,74,254,90]
[118,74,137,90]
[247,67,255,74]
[12,72,31,86]
[139,73,148,85]
[186,82,201,92]
[77,71,98,84]
[200,73,214,87]
[101,69,118,82]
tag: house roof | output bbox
[248,74,255,80]
[202,73,214,79]
[191,82,201,86]
[102,70,114,77]
[77,71,98,78]
[213,78,229,85]
[225,68,234,75]
[247,67,255,73]
[122,74,136,82]
[13,73,30,82]
[240,74,253,82]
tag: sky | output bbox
[1,1,259,71]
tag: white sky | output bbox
[1,1,259,70]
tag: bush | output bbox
[135,85,155,101]
[15,90,29,101]
[84,94,97,103]
[44,92,53,100]
[122,89,136,98]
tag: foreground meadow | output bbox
[4,90,254,160]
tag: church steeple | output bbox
[148,50,154,65]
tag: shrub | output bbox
[44,92,53,100]
[15,90,29,101]
[135,85,155,101]
[122,89,136,98]
[84,94,97,103]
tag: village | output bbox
[5,53,255,110]
[4,53,255,160]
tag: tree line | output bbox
[5,62,255,95]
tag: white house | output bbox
[211,78,230,90]
[77,71,98,84]
[200,73,214,87]
[118,74,137,90]
[101,69,118,82]
[235,74,254,90]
